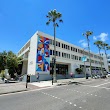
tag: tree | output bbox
[0,51,22,78]
[46,9,63,82]
[106,46,110,51]
[75,68,83,74]
[101,42,108,58]
[83,31,93,77]
[94,40,103,75]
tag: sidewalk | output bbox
[0,77,92,95]
[30,77,92,87]
[0,82,27,95]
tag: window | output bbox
[59,42,60,47]
[64,44,65,48]
[50,50,52,55]
[76,49,77,52]
[56,51,58,56]
[77,56,78,60]
[64,53,66,58]
[53,50,54,55]
[50,39,52,44]
[59,52,60,56]
[56,41,58,46]
[71,47,72,51]
[66,45,67,49]
[69,54,70,59]
[68,46,70,50]
[75,56,77,60]
[79,57,81,61]
[62,44,63,48]
[53,40,54,45]
[62,53,64,57]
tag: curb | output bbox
[0,89,28,96]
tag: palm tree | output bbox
[46,9,63,82]
[101,43,110,72]
[101,42,108,58]
[83,31,93,77]
[94,40,103,75]
[106,46,110,51]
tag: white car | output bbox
[4,78,9,83]
[108,72,110,77]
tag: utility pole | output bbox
[82,48,87,79]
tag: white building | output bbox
[18,31,107,82]
[107,55,110,72]
[100,53,110,72]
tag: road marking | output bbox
[74,104,77,106]
[81,84,110,90]
[95,82,110,87]
[79,107,82,109]
[69,102,72,104]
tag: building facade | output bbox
[107,55,110,72]
[18,31,107,82]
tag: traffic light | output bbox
[52,57,56,64]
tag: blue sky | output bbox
[0,0,110,54]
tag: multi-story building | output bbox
[107,55,110,72]
[18,31,107,82]
[100,53,109,72]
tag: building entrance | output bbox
[50,63,68,75]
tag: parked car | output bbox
[4,78,9,83]
[100,75,107,79]
[108,72,110,77]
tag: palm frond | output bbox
[59,19,63,23]
[56,23,59,27]
[106,46,110,50]
[46,21,50,25]
[48,11,52,17]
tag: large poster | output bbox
[36,36,50,72]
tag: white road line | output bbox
[79,107,82,109]
[95,82,110,87]
[69,102,72,104]
[74,104,77,106]
[81,84,110,90]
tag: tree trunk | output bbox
[53,22,57,82]
[99,48,103,75]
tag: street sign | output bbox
[81,56,87,62]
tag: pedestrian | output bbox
[36,73,40,82]
[70,72,74,79]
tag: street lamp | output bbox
[83,31,93,78]
[52,57,56,85]
[82,48,87,79]
[26,73,28,88]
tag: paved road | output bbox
[0,78,110,110]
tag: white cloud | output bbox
[81,42,88,48]
[99,33,108,41]
[93,36,97,40]
[79,39,85,43]
[93,33,108,42]
[79,39,88,48]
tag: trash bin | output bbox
[86,74,88,79]
[27,75,30,82]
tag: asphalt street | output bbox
[0,78,110,110]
